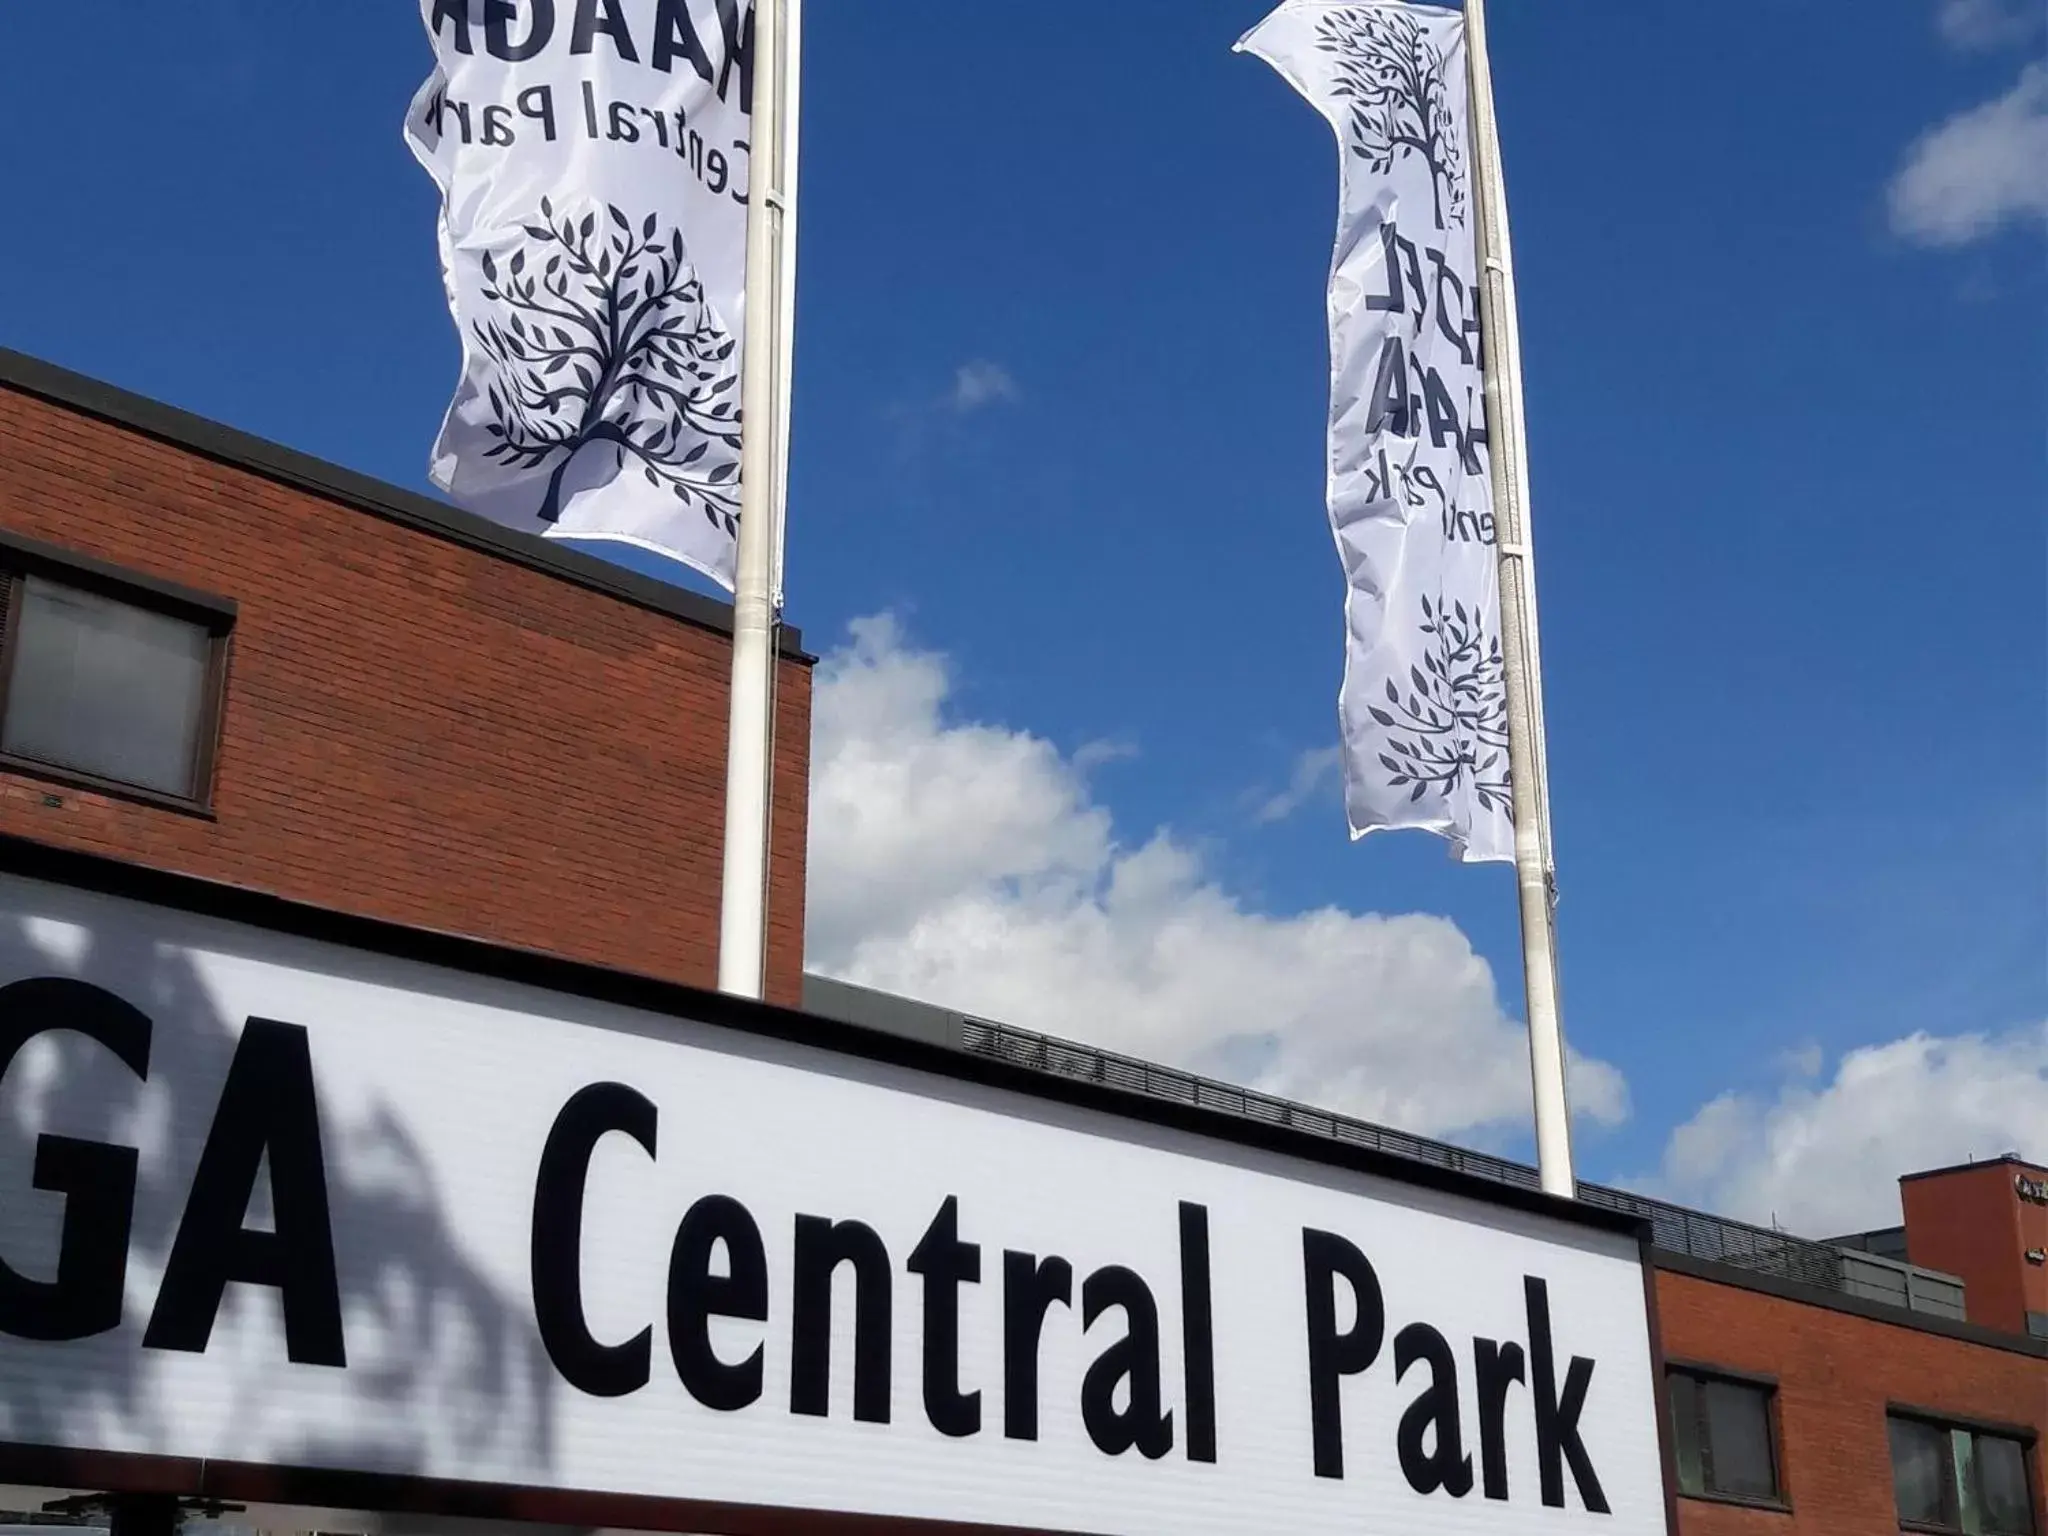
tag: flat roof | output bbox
[0,830,1643,1247]
[1900,1153,2042,1184]
[0,347,810,662]
[802,975,2048,1359]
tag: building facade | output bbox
[0,352,2041,1534]
[0,349,814,1006]
[1901,1157,2048,1342]
[1655,1259,2043,1535]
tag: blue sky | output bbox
[1,1,2041,1231]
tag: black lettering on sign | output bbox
[668,1194,768,1410]
[570,0,639,61]
[0,978,150,1342]
[485,0,555,61]
[1002,1250,1072,1441]
[530,1082,656,1397]
[1427,247,1475,368]
[1421,366,1472,466]
[1526,1275,1609,1513]
[651,0,716,82]
[790,1215,892,1423]
[429,0,474,53]
[1367,337,1414,438]
[1366,222,1426,324]
[143,1020,344,1368]
[1395,1322,1474,1497]
[1178,1201,1217,1464]
[1081,1265,1172,1460]
[714,0,753,111]
[516,84,558,141]
[1474,1333,1526,1500]
[1301,1227,1385,1479]
[907,1196,981,1438]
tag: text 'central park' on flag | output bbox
[404,0,755,592]
[1237,0,1513,863]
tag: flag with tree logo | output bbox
[404,0,754,591]
[1237,1,1513,862]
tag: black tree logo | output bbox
[1316,6,1466,230]
[473,198,741,533]
[1368,595,1510,813]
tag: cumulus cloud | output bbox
[1936,0,2043,52]
[949,360,1019,413]
[1644,1023,2048,1236]
[804,615,1628,1143]
[1888,61,2048,246]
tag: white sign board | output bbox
[0,869,1668,1533]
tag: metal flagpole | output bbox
[718,0,795,1000]
[771,0,801,610]
[1465,0,1575,1198]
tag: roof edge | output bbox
[0,347,812,663]
[0,831,1648,1250]
[1900,1153,2041,1185]
[1654,1249,2048,1359]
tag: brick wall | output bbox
[0,377,812,1005]
[1656,1266,2047,1536]
[1903,1159,2048,1337]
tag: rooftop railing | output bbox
[958,1017,1966,1321]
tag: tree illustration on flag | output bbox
[1317,7,1466,231]
[473,199,742,533]
[1370,595,1509,811]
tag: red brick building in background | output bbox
[1901,1157,2048,1341]
[0,348,813,1006]
[0,344,2040,1534]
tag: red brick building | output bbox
[1654,1251,2044,1534]
[0,347,2040,1534]
[0,347,814,1006]
[1902,1156,2048,1342]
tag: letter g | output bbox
[0,977,152,1341]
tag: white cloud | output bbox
[1888,61,2048,246]
[949,360,1019,413]
[1254,746,1343,825]
[1644,1023,2048,1237]
[805,615,1628,1143]
[1936,0,2043,52]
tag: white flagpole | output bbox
[1465,0,1575,1197]
[771,0,801,609]
[718,0,796,999]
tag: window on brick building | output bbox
[1665,1365,1783,1506]
[0,537,233,808]
[1888,1412,2037,1535]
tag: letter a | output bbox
[143,1020,345,1367]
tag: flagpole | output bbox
[1465,0,1575,1198]
[771,0,801,609]
[718,0,795,1000]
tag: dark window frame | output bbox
[1887,1405,2039,1536]
[1664,1359,1790,1513]
[0,529,235,815]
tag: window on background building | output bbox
[1665,1366,1783,1505]
[0,552,232,807]
[1888,1412,2037,1535]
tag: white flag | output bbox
[1237,1,1512,862]
[404,1,754,591]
